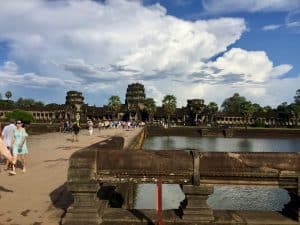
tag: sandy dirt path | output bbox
[0,128,142,225]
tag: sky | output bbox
[0,0,300,108]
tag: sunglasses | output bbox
[17,122,22,124]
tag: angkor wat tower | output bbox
[125,83,145,121]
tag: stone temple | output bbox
[0,83,299,127]
[125,83,145,121]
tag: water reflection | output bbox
[143,136,300,152]
[162,136,176,149]
[208,186,290,211]
[134,136,299,210]
[237,139,252,151]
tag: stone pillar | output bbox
[181,185,214,222]
[283,178,300,222]
[63,150,103,225]
[63,181,103,225]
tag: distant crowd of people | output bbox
[0,120,29,175]
[97,120,145,130]
[59,119,145,141]
[59,120,81,142]
[0,118,146,174]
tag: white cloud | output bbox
[0,0,296,107]
[156,75,299,108]
[0,0,246,80]
[262,10,300,32]
[262,24,282,31]
[1,61,18,73]
[202,0,300,14]
[0,60,79,89]
[269,64,293,78]
[206,48,292,82]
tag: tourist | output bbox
[10,120,28,175]
[2,119,16,170]
[72,121,80,142]
[87,120,94,136]
[60,120,64,133]
[64,121,69,132]
[0,122,14,172]
[98,121,103,131]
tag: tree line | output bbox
[107,89,300,123]
[0,91,45,108]
[1,89,300,124]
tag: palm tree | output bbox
[108,95,121,120]
[144,98,156,122]
[5,91,12,101]
[162,95,177,124]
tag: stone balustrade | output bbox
[63,137,300,225]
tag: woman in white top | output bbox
[87,120,94,136]
[0,122,13,168]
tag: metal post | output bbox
[156,178,163,225]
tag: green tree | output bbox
[240,101,256,129]
[6,110,34,124]
[0,99,14,107]
[162,95,177,123]
[206,102,218,124]
[108,95,121,120]
[15,98,44,108]
[144,98,156,122]
[294,89,300,104]
[252,103,262,113]
[262,106,273,113]
[277,102,289,113]
[5,91,12,100]
[34,101,45,107]
[221,93,247,114]
[289,103,300,126]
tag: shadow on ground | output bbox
[50,183,74,224]
[0,186,14,193]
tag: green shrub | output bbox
[252,120,265,128]
[6,110,34,124]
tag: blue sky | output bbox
[0,0,300,107]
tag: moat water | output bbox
[134,136,300,210]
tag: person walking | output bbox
[87,120,94,136]
[10,120,28,175]
[0,122,14,172]
[72,121,80,142]
[2,120,16,170]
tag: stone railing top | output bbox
[95,150,299,179]
[68,139,300,187]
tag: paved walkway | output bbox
[0,128,142,225]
